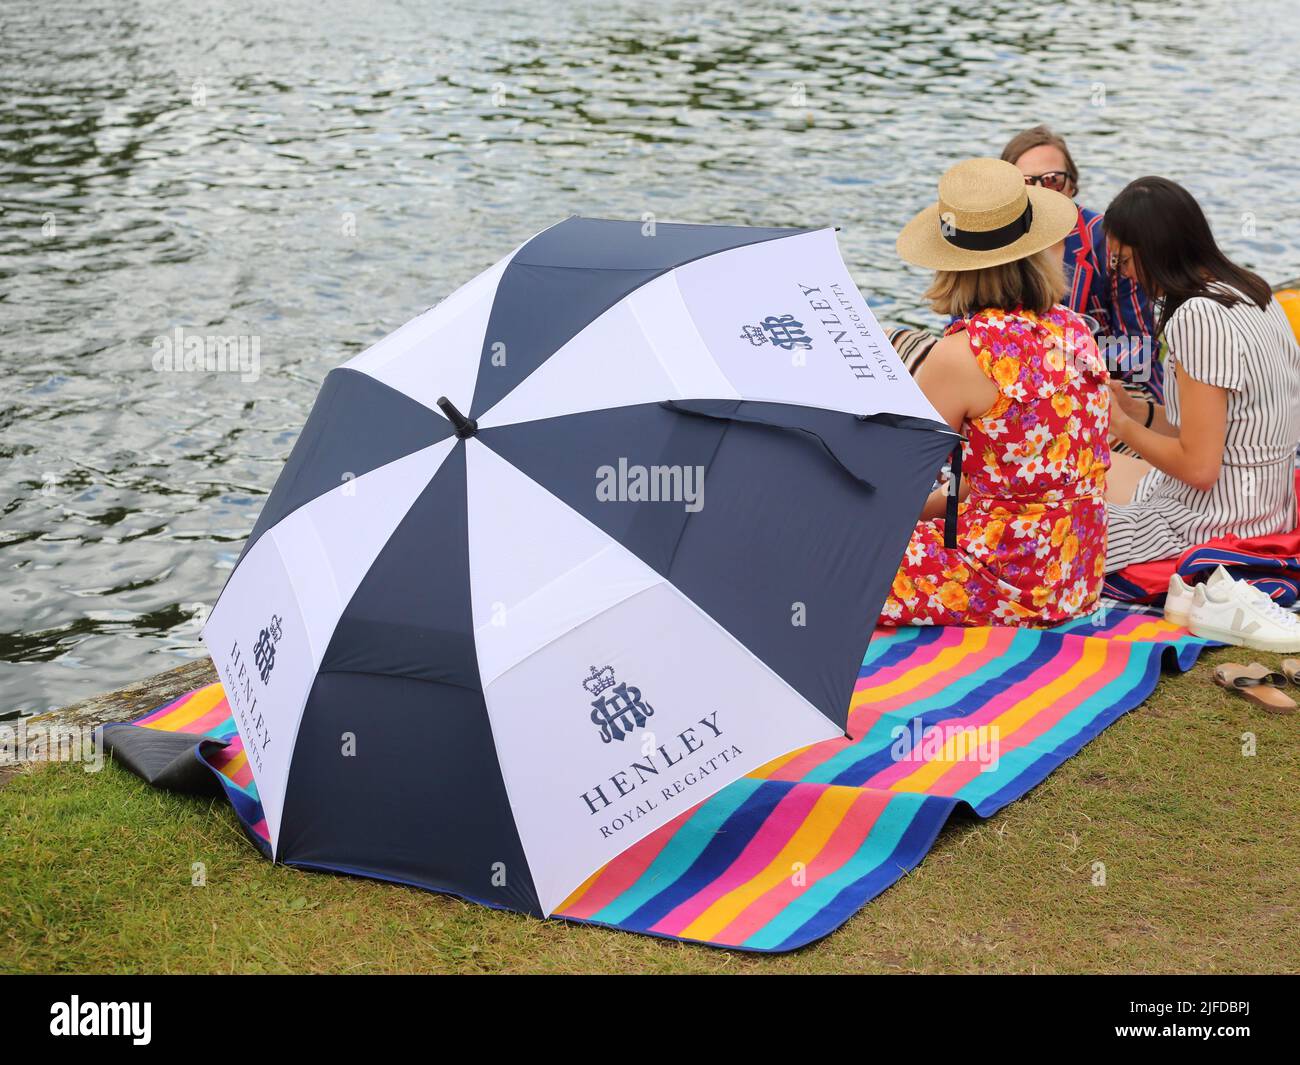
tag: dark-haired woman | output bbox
[1104,176,1300,572]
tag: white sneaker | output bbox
[1188,576,1300,651]
[1164,566,1234,626]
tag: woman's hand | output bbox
[1105,378,1142,454]
[1106,377,1148,422]
[1108,365,1227,493]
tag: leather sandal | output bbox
[1281,659,1300,686]
[1213,663,1297,714]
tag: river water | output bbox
[3,0,1300,715]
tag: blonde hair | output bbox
[924,247,1067,318]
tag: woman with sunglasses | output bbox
[891,126,1156,404]
[1103,176,1300,573]
[1001,125,1155,364]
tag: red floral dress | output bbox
[880,305,1110,627]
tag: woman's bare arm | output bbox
[919,475,971,519]
[910,331,993,518]
[1108,364,1228,492]
[913,331,999,431]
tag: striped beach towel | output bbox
[115,603,1210,952]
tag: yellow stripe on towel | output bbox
[851,628,991,709]
[891,635,1108,792]
[147,684,226,733]
[679,785,860,942]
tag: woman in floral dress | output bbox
[881,158,1110,627]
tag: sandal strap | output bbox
[1215,663,1287,689]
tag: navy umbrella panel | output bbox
[202,217,957,916]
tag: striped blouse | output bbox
[1105,287,1300,572]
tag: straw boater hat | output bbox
[896,157,1079,272]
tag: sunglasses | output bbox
[1023,171,1074,193]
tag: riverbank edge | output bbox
[2,659,216,785]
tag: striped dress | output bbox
[1105,288,1300,573]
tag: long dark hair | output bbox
[1103,176,1271,337]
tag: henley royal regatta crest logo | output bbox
[252,614,284,684]
[740,314,813,351]
[585,665,655,743]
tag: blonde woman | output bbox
[880,158,1110,627]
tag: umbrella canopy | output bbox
[201,217,957,916]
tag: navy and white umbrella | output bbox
[202,217,957,916]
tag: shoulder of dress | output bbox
[963,307,1012,328]
[1175,291,1239,316]
[1167,297,1238,340]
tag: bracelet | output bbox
[1143,402,1155,429]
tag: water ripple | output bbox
[2,0,1299,714]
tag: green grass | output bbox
[2,643,1298,974]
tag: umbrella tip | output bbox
[436,396,478,439]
